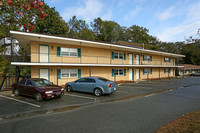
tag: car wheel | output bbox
[67,85,73,92]
[13,89,20,97]
[35,92,43,102]
[94,88,102,97]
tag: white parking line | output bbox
[144,94,155,97]
[0,95,41,108]
[64,94,94,100]
[115,91,129,93]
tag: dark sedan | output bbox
[65,77,117,96]
[13,78,65,101]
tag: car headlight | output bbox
[45,91,53,94]
[61,88,64,91]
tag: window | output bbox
[61,69,78,78]
[164,68,170,73]
[164,57,170,62]
[61,47,78,57]
[143,55,152,61]
[26,80,32,86]
[114,69,124,76]
[143,69,152,75]
[86,78,96,83]
[98,77,110,82]
[19,79,26,86]
[114,52,124,59]
[76,78,87,82]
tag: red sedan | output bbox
[12,78,65,101]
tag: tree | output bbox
[91,18,123,43]
[67,16,95,40]
[126,25,150,44]
[182,43,200,65]
[34,3,68,35]
[0,0,46,38]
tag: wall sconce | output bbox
[51,45,53,49]
[51,69,52,72]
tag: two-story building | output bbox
[10,31,185,86]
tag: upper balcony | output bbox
[11,52,177,66]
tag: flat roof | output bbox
[10,30,185,58]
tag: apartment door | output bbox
[129,54,133,64]
[39,69,49,80]
[171,58,174,65]
[136,54,140,65]
[136,68,140,80]
[171,68,174,76]
[39,45,49,62]
[129,69,133,80]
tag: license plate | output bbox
[56,92,61,95]
[114,87,116,90]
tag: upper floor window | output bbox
[143,55,152,61]
[114,52,124,59]
[164,57,170,62]
[61,47,78,57]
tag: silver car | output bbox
[65,77,117,96]
[190,72,200,76]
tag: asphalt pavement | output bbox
[0,76,200,133]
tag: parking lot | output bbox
[0,76,199,120]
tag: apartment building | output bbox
[10,31,185,86]
[179,64,200,76]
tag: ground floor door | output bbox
[39,69,49,80]
[136,68,140,80]
[171,68,174,76]
[129,69,133,80]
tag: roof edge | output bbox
[10,30,185,57]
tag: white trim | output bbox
[10,31,185,57]
[11,62,184,68]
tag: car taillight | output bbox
[108,84,112,88]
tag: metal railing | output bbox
[12,52,176,66]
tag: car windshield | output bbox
[32,79,53,87]
[98,77,110,82]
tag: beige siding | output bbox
[31,66,176,86]
[30,41,175,65]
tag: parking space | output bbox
[0,76,200,119]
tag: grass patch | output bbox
[155,110,200,133]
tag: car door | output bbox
[72,78,87,91]
[25,80,36,96]
[85,78,96,93]
[17,79,26,94]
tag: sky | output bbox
[46,0,200,42]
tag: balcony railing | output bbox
[12,52,176,66]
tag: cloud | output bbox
[123,7,141,23]
[50,0,64,4]
[158,5,177,21]
[156,1,200,42]
[61,0,110,23]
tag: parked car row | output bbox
[190,72,200,76]
[12,77,117,101]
